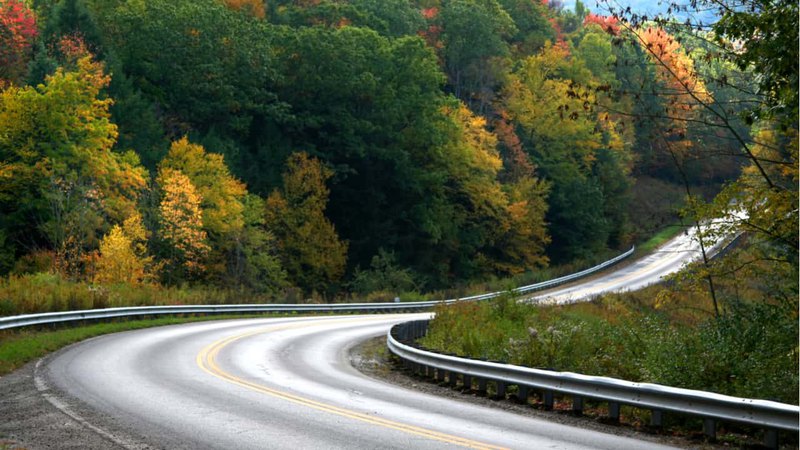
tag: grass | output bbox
[637,224,686,253]
[420,285,799,405]
[0,313,300,376]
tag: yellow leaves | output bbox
[160,137,246,236]
[95,213,154,285]
[157,168,210,274]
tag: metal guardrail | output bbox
[0,247,634,331]
[387,320,800,447]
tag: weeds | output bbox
[421,289,799,404]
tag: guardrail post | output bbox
[542,391,554,410]
[494,381,506,399]
[477,378,488,395]
[572,396,584,415]
[436,368,446,383]
[462,374,472,390]
[650,410,663,427]
[517,386,529,404]
[764,429,778,449]
[703,418,716,441]
[608,402,620,422]
[448,372,459,388]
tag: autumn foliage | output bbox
[0,0,792,308]
[221,0,265,19]
[0,0,36,83]
[583,13,619,35]
[158,168,210,278]
[265,153,348,295]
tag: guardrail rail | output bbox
[387,320,800,449]
[0,247,634,331]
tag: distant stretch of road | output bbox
[40,232,714,449]
[532,224,724,304]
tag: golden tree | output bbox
[158,168,209,278]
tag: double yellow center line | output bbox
[196,318,507,450]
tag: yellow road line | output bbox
[196,317,507,450]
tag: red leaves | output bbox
[0,0,36,44]
[584,13,620,36]
[421,7,438,19]
[0,0,37,82]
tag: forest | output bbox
[0,0,795,311]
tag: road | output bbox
[531,225,723,304]
[43,314,676,450]
[36,232,715,449]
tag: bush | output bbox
[349,249,418,295]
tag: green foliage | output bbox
[350,249,418,295]
[423,292,798,404]
[225,194,287,294]
[0,54,147,278]
[265,153,348,295]
[1,0,789,298]
[437,0,516,108]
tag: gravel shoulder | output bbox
[0,343,155,450]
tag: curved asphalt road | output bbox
[41,232,717,449]
[44,315,676,449]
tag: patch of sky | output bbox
[558,0,720,25]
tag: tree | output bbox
[95,212,153,285]
[159,137,246,237]
[501,43,631,259]
[0,51,147,277]
[437,0,516,110]
[222,0,265,19]
[157,168,209,280]
[349,0,424,37]
[226,194,287,293]
[599,0,798,313]
[497,0,555,55]
[265,152,348,295]
[0,0,37,83]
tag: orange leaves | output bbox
[583,13,620,36]
[638,27,709,158]
[639,27,708,104]
[221,0,265,19]
[493,111,535,181]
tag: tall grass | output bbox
[421,288,799,405]
[0,273,281,316]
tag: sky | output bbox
[561,0,679,15]
[560,0,719,24]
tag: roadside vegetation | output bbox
[422,273,798,404]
